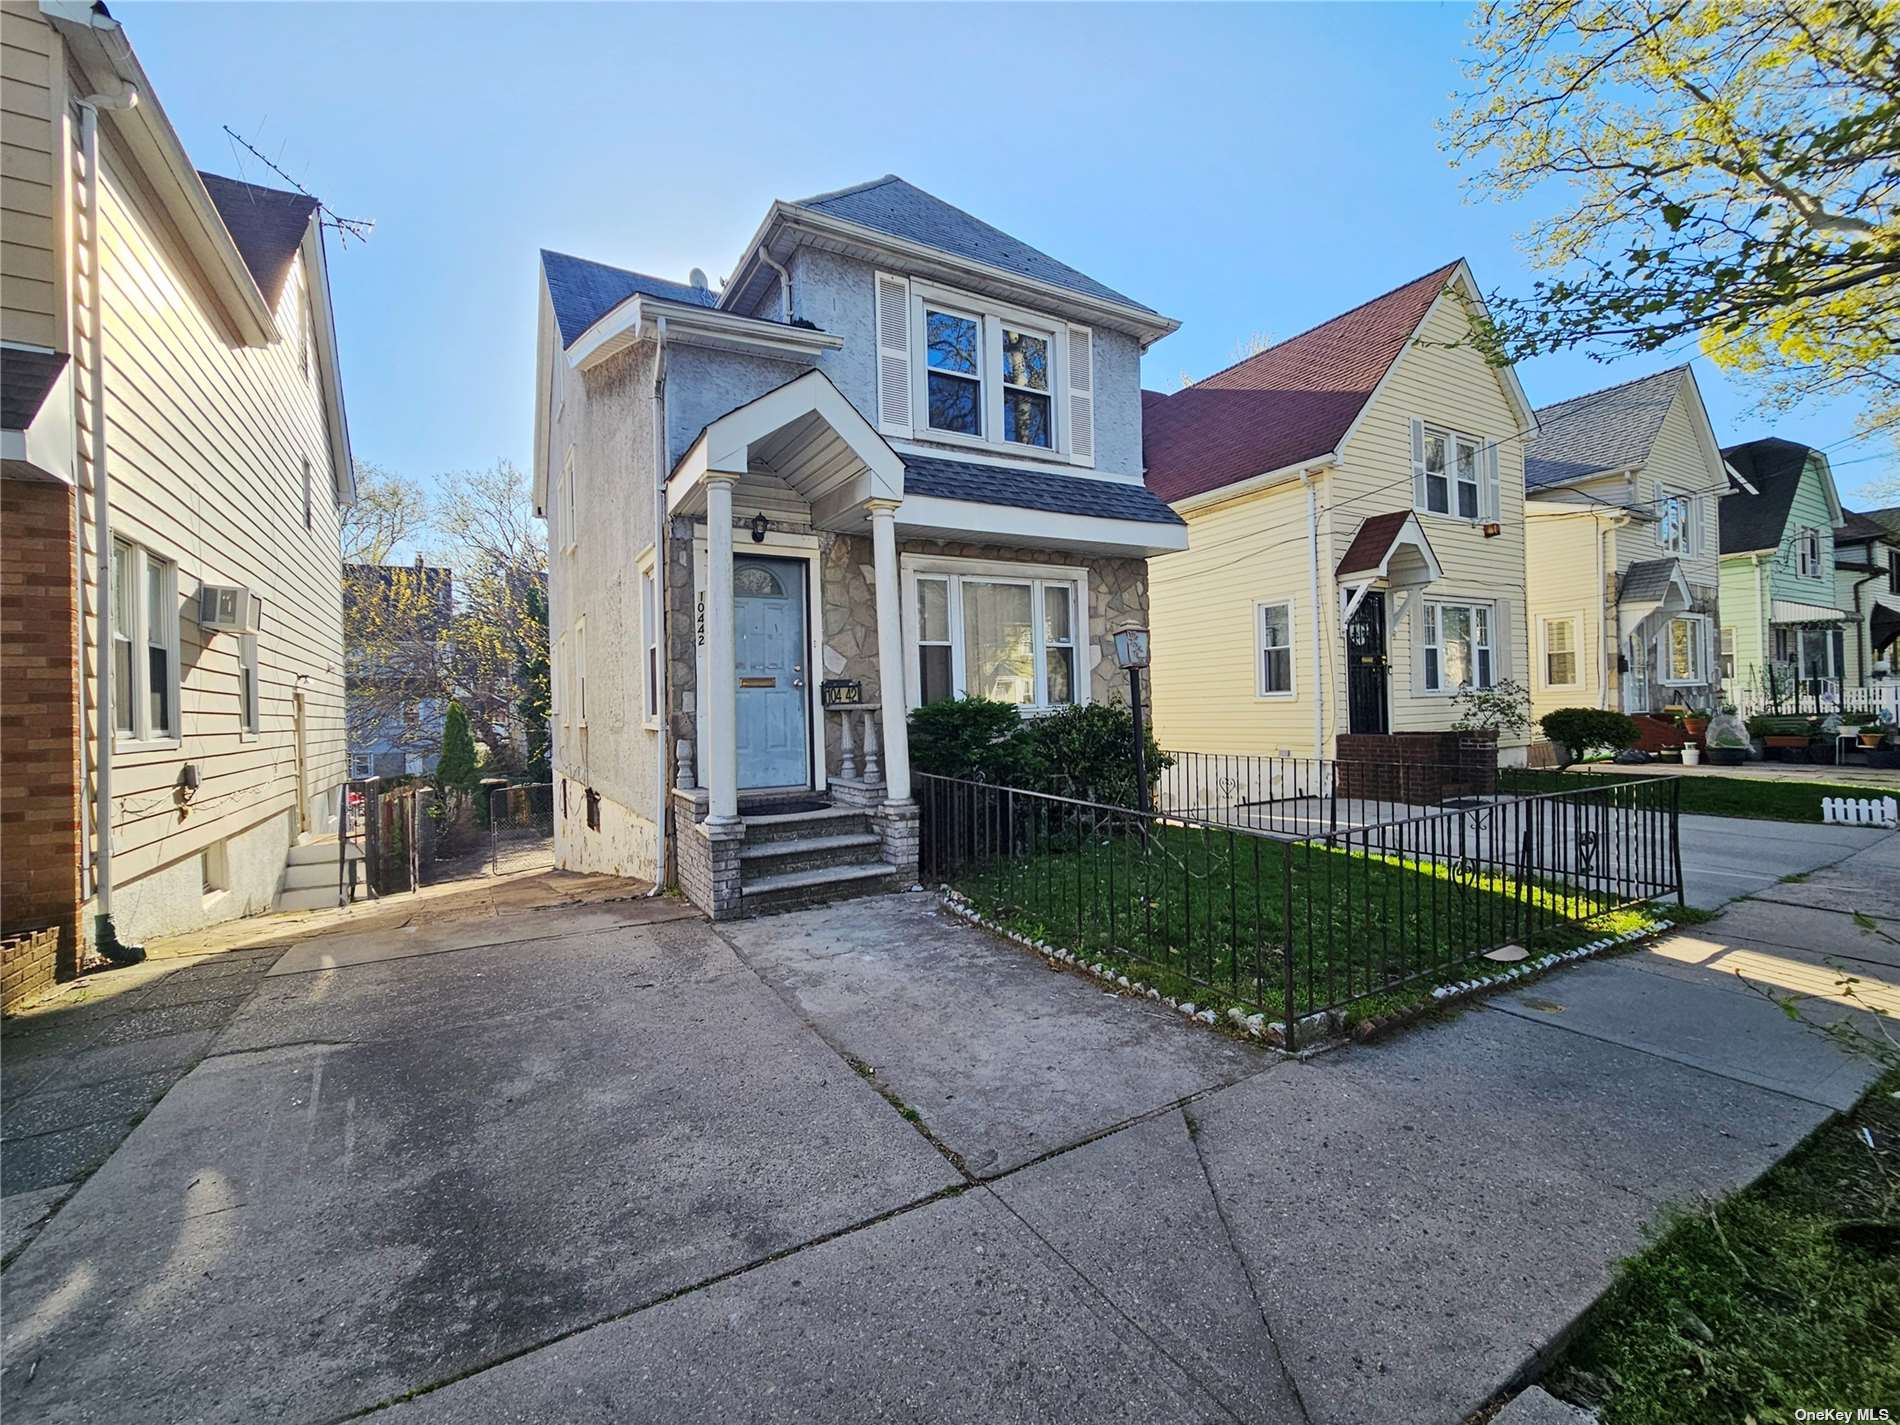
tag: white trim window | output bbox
[903,558,1088,711]
[562,448,578,555]
[902,278,1087,463]
[1256,600,1294,697]
[349,751,375,780]
[1411,420,1495,521]
[1540,613,1581,690]
[1658,493,1686,553]
[1422,599,1494,693]
[1795,526,1821,578]
[1719,625,1736,681]
[238,633,260,736]
[111,539,180,742]
[1663,614,1710,685]
[557,633,568,729]
[639,555,660,727]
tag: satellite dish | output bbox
[688,267,710,291]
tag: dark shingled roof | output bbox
[198,172,318,307]
[1142,262,1460,505]
[1618,557,1683,605]
[902,455,1184,526]
[1838,509,1894,544]
[541,249,716,348]
[1,346,69,430]
[1335,511,1414,578]
[1720,437,1817,554]
[1525,367,1684,491]
[795,176,1153,314]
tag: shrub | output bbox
[907,697,1030,784]
[1017,700,1170,808]
[1539,707,1641,766]
[435,701,479,794]
[1452,678,1533,737]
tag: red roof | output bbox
[1334,511,1413,578]
[1142,262,1462,505]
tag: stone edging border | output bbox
[935,885,1674,1052]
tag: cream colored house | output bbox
[1,0,353,979]
[1142,261,1536,765]
[1521,366,1731,726]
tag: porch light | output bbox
[1113,625,1151,670]
[749,512,769,544]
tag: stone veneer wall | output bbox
[664,518,1157,789]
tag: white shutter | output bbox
[1066,323,1094,465]
[1410,418,1427,510]
[1482,441,1501,522]
[1491,598,1513,682]
[1696,495,1711,556]
[874,273,912,436]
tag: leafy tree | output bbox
[1445,0,1899,440]
[436,700,479,793]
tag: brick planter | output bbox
[1334,731,1499,803]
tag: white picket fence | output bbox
[1732,682,1900,720]
[1822,795,1899,829]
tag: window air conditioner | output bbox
[197,584,262,634]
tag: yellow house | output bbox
[1142,261,1537,765]
[1521,367,1730,726]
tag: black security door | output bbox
[1346,592,1390,735]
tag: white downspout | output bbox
[78,84,138,956]
[1303,469,1325,757]
[649,314,669,895]
[756,249,792,323]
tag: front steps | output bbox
[737,805,899,914]
[274,837,364,912]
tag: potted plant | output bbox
[1751,714,1816,760]
[1704,706,1749,766]
[1842,712,1884,749]
[1681,706,1711,742]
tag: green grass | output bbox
[949,822,1666,1022]
[1548,1068,1900,1423]
[1500,768,1897,823]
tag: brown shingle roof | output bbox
[1142,262,1461,505]
[1334,511,1413,578]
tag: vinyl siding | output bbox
[1148,479,1321,757]
[1327,289,1531,746]
[1523,504,1607,725]
[0,2,64,351]
[76,123,347,917]
[1719,454,1844,694]
[1150,285,1531,756]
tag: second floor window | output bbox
[925,308,982,436]
[1795,527,1821,578]
[1000,327,1051,448]
[1413,423,1489,520]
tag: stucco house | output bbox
[1830,506,1900,693]
[532,175,1185,918]
[1140,261,1537,768]
[1718,438,1850,706]
[1,0,353,998]
[1521,366,1731,725]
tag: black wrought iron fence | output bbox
[918,771,1681,1025]
[1156,749,1502,835]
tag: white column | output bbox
[705,473,740,825]
[867,500,911,804]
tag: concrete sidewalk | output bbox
[2,837,1891,1424]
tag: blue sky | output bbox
[126,1,1895,507]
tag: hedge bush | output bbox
[1539,707,1641,767]
[907,696,1169,808]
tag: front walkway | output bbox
[1,838,1892,1423]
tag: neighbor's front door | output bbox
[1346,591,1390,735]
[733,555,810,789]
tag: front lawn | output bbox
[944,818,1666,1023]
[1546,1067,1900,1423]
[1501,768,1898,823]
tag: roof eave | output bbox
[566,292,844,373]
[1164,451,1341,516]
[728,201,1180,347]
[45,2,278,347]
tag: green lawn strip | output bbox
[1547,1067,1900,1424]
[1500,768,1896,823]
[949,823,1669,1025]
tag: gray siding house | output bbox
[532,176,1184,917]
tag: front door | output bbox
[733,555,810,789]
[1346,591,1390,735]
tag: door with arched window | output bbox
[733,556,810,788]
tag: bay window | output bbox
[1663,614,1710,685]
[1423,600,1493,693]
[906,561,1087,711]
[111,538,178,742]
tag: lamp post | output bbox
[1113,625,1152,813]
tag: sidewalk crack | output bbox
[1181,1104,1315,1425]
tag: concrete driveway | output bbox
[2,834,1891,1425]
